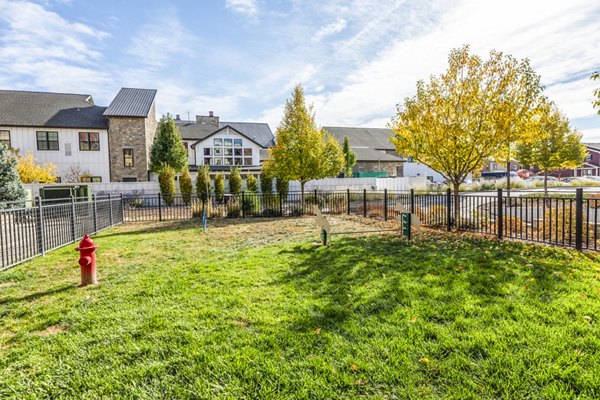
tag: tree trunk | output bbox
[300,181,305,211]
[506,160,511,197]
[453,182,460,229]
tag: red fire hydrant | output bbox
[76,234,98,287]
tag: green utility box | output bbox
[352,171,388,178]
[39,185,92,204]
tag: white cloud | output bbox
[313,18,347,42]
[299,0,600,134]
[225,0,257,17]
[0,0,111,95]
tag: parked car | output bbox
[525,176,559,184]
[516,169,532,179]
[560,177,582,183]
[481,171,520,180]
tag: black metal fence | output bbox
[121,188,597,251]
[0,195,124,271]
[1,188,597,271]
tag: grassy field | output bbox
[1,216,599,399]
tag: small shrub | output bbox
[158,166,176,206]
[242,196,259,216]
[196,165,211,198]
[246,174,259,193]
[541,206,586,245]
[260,174,273,194]
[229,167,242,194]
[214,173,225,202]
[495,178,526,189]
[570,179,600,187]
[179,169,193,205]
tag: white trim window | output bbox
[0,130,10,148]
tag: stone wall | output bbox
[354,161,402,177]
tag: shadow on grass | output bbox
[277,234,569,332]
[98,217,286,238]
[0,284,76,306]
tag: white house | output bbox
[0,88,157,183]
[175,112,274,174]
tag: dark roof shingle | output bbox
[323,126,396,150]
[103,88,157,117]
[0,90,108,129]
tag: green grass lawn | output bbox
[1,217,599,399]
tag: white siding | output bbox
[192,127,261,167]
[2,126,110,182]
[182,140,196,165]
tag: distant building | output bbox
[174,113,274,174]
[323,127,404,177]
[0,88,157,183]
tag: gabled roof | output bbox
[190,125,266,149]
[323,126,396,150]
[0,90,108,129]
[585,143,600,151]
[352,147,403,162]
[104,88,157,117]
[176,120,274,147]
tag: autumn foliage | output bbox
[17,152,58,183]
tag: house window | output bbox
[79,132,100,151]
[214,138,222,146]
[214,158,223,165]
[224,148,233,156]
[244,158,253,166]
[123,149,134,167]
[80,176,102,183]
[204,157,211,165]
[0,130,10,148]
[122,177,137,182]
[224,158,233,165]
[243,148,252,156]
[233,139,242,147]
[234,148,242,156]
[214,148,223,156]
[224,138,233,147]
[234,158,242,166]
[586,153,592,162]
[204,148,211,156]
[36,131,59,150]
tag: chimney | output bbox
[175,114,180,120]
[196,112,219,128]
[209,111,214,117]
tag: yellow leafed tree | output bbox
[391,45,544,222]
[17,152,58,183]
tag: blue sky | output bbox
[0,0,599,139]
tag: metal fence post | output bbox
[575,188,583,250]
[314,189,318,206]
[410,189,415,214]
[384,189,388,221]
[109,193,114,226]
[36,197,45,255]
[363,189,367,218]
[242,191,246,218]
[497,188,503,240]
[71,195,77,242]
[279,192,283,217]
[446,188,452,231]
[347,189,350,215]
[92,194,98,234]
[120,194,125,223]
[158,193,162,222]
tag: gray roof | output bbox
[352,147,403,162]
[323,126,396,150]
[104,88,157,117]
[0,90,108,129]
[176,120,274,147]
[585,143,600,150]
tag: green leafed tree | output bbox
[391,45,544,221]
[276,177,289,199]
[260,173,273,194]
[150,114,188,173]
[264,84,343,198]
[196,165,211,198]
[342,135,357,177]
[214,173,225,202]
[179,169,193,205]
[516,100,586,198]
[228,167,242,194]
[158,165,176,206]
[0,145,27,207]
[592,72,600,115]
[246,174,258,193]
